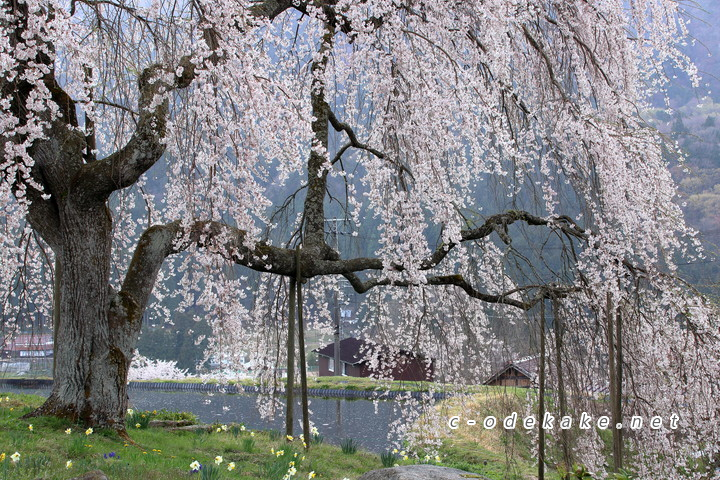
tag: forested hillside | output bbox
[647,0,720,290]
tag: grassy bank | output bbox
[0,393,446,480]
[1,375,468,395]
[0,389,556,480]
[129,375,456,393]
[428,389,552,480]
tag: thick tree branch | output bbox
[114,219,297,323]
[306,211,586,308]
[301,211,586,276]
[24,125,87,249]
[248,0,297,19]
[327,106,417,182]
[1,1,84,241]
[72,59,195,204]
[73,0,298,204]
[424,211,586,270]
[301,27,334,250]
[327,107,386,160]
[341,271,580,311]
[116,208,587,322]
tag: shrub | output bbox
[241,437,255,453]
[153,409,197,423]
[200,463,223,480]
[126,410,152,429]
[381,451,398,467]
[340,438,358,454]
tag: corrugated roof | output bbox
[484,355,611,396]
[483,355,539,385]
[4,334,53,351]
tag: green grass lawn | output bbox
[307,376,518,395]
[309,375,436,393]
[0,393,452,480]
[0,389,559,480]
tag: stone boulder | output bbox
[165,424,215,432]
[148,419,195,428]
[358,465,490,480]
[68,470,109,480]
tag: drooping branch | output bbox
[521,24,571,105]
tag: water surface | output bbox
[0,386,416,453]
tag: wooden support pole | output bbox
[607,292,623,471]
[538,301,546,480]
[613,307,623,470]
[296,248,311,449]
[285,276,296,438]
[553,298,571,478]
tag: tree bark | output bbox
[52,257,62,377]
[28,202,140,429]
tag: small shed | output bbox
[313,337,434,382]
[483,356,538,388]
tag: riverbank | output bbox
[0,377,455,401]
[0,376,511,401]
[0,393,420,480]
[0,391,553,480]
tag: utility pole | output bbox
[333,290,340,375]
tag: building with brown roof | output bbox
[483,356,539,388]
[1,333,54,359]
[313,337,434,382]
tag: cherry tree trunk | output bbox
[28,201,139,429]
